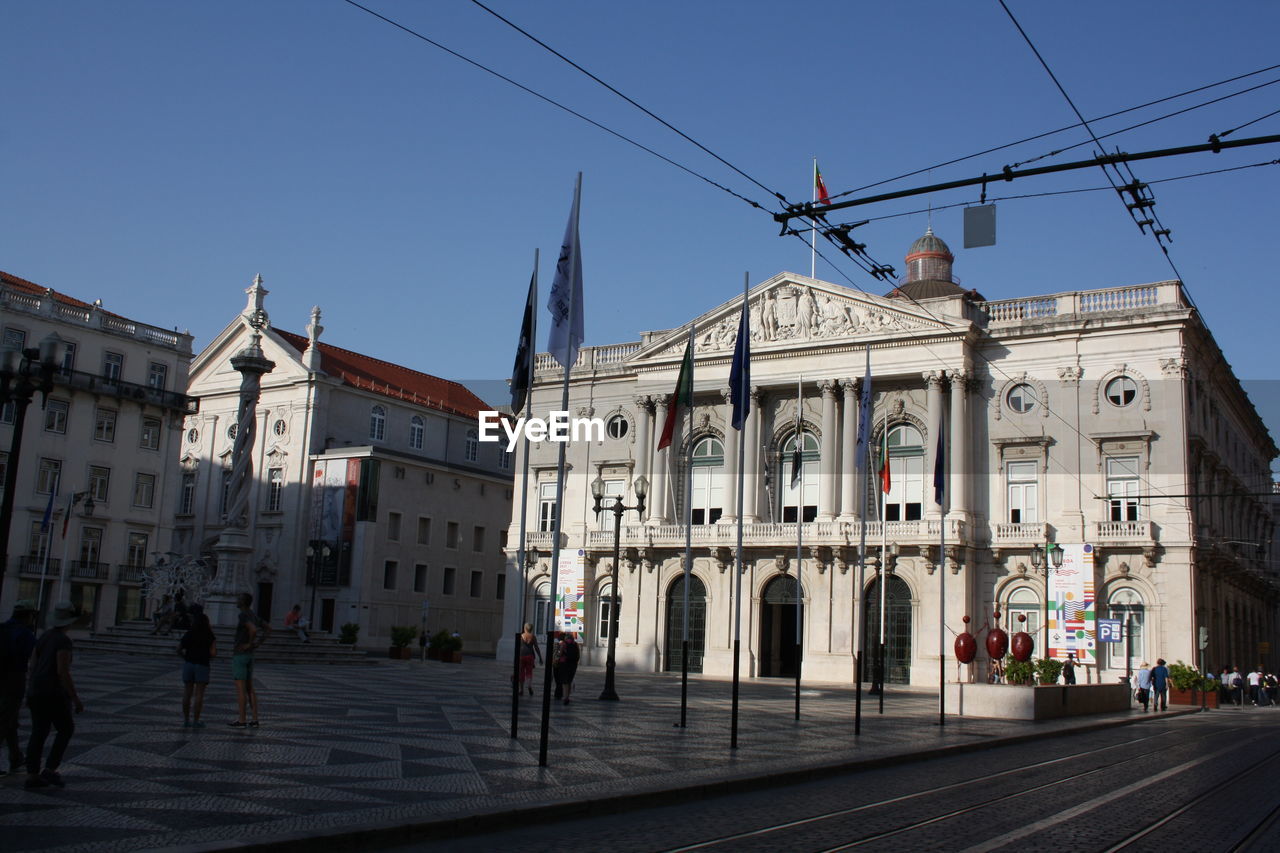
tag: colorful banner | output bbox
[1049,543,1096,663]
[555,549,586,636]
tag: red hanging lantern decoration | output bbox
[986,609,1009,660]
[1011,615,1034,662]
[954,615,977,664]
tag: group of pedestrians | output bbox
[515,623,580,705]
[1133,659,1171,712]
[1214,665,1279,707]
[174,592,271,729]
[0,599,85,790]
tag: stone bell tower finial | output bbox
[303,306,324,372]
[243,274,270,331]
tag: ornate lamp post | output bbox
[0,332,66,605]
[307,539,332,628]
[1030,538,1065,657]
[591,474,647,702]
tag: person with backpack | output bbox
[25,601,84,789]
[0,600,39,776]
[177,605,217,727]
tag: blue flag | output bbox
[854,346,872,472]
[547,183,584,370]
[934,419,946,506]
[728,293,750,430]
[510,271,536,412]
[40,488,55,532]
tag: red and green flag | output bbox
[815,164,831,206]
[657,337,693,451]
[879,426,891,495]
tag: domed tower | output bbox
[887,227,975,300]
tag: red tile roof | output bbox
[0,269,129,319]
[274,329,494,419]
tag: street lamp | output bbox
[591,473,648,701]
[0,332,66,604]
[1030,538,1065,657]
[306,540,332,628]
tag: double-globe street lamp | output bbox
[0,333,66,604]
[306,539,332,629]
[590,474,647,702]
[1030,537,1065,657]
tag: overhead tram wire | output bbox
[340,0,773,213]
[826,61,1280,203]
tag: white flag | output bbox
[547,182,584,369]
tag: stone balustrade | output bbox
[582,517,966,551]
[980,281,1183,327]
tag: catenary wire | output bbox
[1216,106,1280,138]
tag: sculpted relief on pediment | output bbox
[691,284,933,354]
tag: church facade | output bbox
[500,231,1277,686]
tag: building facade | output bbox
[500,231,1278,685]
[178,280,513,651]
[0,271,196,627]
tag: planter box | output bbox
[1170,687,1219,708]
[443,651,462,664]
[945,682,1133,720]
[427,648,441,661]
[388,647,412,660]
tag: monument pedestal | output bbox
[207,528,252,627]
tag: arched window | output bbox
[370,406,386,441]
[779,430,819,522]
[409,415,424,450]
[465,429,479,462]
[881,424,924,521]
[597,581,619,642]
[1107,587,1145,670]
[532,582,551,635]
[1005,586,1042,638]
[689,437,725,525]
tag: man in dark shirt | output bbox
[1,599,38,775]
[26,601,84,789]
[229,592,269,728]
[1150,658,1170,712]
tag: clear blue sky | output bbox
[5,1,1278,463]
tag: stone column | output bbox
[743,387,763,523]
[634,396,653,501]
[818,380,839,521]
[840,379,858,521]
[948,370,969,518]
[721,388,739,524]
[924,371,945,521]
[649,395,670,524]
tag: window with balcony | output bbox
[1107,456,1141,522]
[881,424,924,522]
[596,479,625,530]
[689,437,725,525]
[88,466,110,503]
[126,532,148,567]
[44,400,68,434]
[79,527,103,566]
[140,416,161,451]
[148,362,168,390]
[1006,460,1038,524]
[779,430,819,523]
[102,351,123,382]
[95,408,117,443]
[133,473,156,508]
[538,482,558,532]
[60,342,76,374]
[28,521,50,563]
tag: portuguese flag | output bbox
[815,164,831,206]
[658,337,693,451]
[879,426,891,494]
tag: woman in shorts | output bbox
[177,604,217,727]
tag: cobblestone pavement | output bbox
[1,650,1185,852]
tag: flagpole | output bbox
[510,249,538,740]
[35,488,55,613]
[730,273,750,750]
[539,173,582,768]
[937,419,947,728]
[879,403,888,715]
[794,374,803,720]
[810,158,817,279]
[855,346,870,715]
[56,493,74,601]
[680,322,695,728]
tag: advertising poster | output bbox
[555,549,586,635]
[1049,543,1097,663]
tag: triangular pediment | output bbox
[630,272,970,364]
[189,317,313,390]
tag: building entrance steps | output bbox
[76,620,371,664]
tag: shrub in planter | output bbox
[1034,657,1065,685]
[339,623,360,645]
[389,625,417,660]
[427,630,451,661]
[1167,661,1201,691]
[1003,655,1034,685]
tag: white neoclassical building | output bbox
[500,230,1277,686]
[178,279,513,651]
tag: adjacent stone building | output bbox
[178,280,513,652]
[500,230,1277,685]
[0,270,196,627]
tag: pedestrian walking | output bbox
[25,601,84,789]
[518,623,541,696]
[1062,653,1077,685]
[1150,658,1170,712]
[1135,662,1152,711]
[229,592,269,728]
[553,632,580,706]
[0,599,38,776]
[178,605,217,728]
[1247,667,1263,705]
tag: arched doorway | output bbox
[665,574,707,672]
[759,575,803,678]
[863,575,912,684]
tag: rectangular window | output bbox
[417,517,431,546]
[28,520,50,562]
[496,572,506,600]
[884,455,924,522]
[1107,456,1141,521]
[1006,461,1039,524]
[178,472,195,515]
[472,525,485,552]
[499,449,512,470]
[60,342,76,374]
[102,351,123,382]
[388,511,402,541]
[140,416,161,451]
[414,564,427,593]
[469,570,483,598]
[3,327,27,350]
[1,401,14,424]
[95,408,117,442]
[37,458,61,495]
[148,362,168,390]
[596,480,625,530]
[383,560,397,590]
[79,527,103,564]
[88,466,111,503]
[442,566,456,595]
[538,482,558,532]
[44,400,68,434]
[126,532,148,567]
[220,469,232,517]
[266,467,284,512]
[133,472,156,508]
[446,521,459,549]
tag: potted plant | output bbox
[1034,657,1065,686]
[339,622,360,645]
[427,629,450,661]
[388,625,417,660]
[443,632,463,664]
[1003,655,1034,685]
[1168,661,1216,707]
